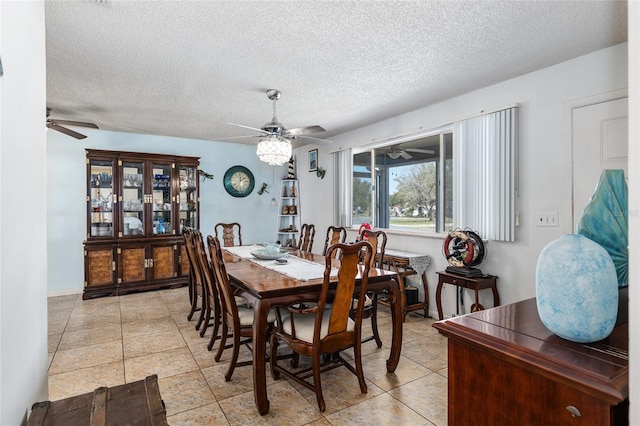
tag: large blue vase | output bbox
[536,234,618,343]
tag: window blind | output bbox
[333,148,353,227]
[454,107,518,242]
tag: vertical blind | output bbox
[333,148,353,227]
[454,106,518,242]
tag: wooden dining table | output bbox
[222,247,402,415]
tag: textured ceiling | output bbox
[45,0,627,146]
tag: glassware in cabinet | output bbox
[89,158,115,238]
[121,160,145,236]
[178,164,198,232]
[151,162,173,235]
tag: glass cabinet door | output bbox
[121,161,145,237]
[89,159,115,238]
[178,164,198,232]
[151,162,174,235]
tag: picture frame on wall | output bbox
[308,149,318,172]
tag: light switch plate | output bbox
[536,211,559,227]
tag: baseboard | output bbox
[47,288,83,298]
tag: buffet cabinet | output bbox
[83,149,199,299]
[433,299,628,425]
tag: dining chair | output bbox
[357,228,387,347]
[182,228,208,334]
[297,223,315,253]
[270,241,374,412]
[214,222,242,247]
[192,230,223,351]
[207,235,277,381]
[322,226,347,259]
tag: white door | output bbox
[572,97,628,229]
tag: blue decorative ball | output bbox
[536,234,618,343]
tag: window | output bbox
[352,130,453,234]
[339,106,518,241]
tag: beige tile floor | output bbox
[48,287,448,425]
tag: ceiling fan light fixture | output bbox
[256,135,292,166]
[387,151,402,159]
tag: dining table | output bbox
[222,245,402,415]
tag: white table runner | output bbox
[224,245,337,281]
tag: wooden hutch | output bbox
[83,150,199,299]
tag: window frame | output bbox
[351,125,454,236]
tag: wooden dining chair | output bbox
[357,228,387,347]
[192,230,224,351]
[214,222,242,247]
[270,241,374,412]
[207,235,277,381]
[322,226,347,259]
[182,228,209,334]
[297,223,315,253]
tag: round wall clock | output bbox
[223,165,255,197]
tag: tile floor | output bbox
[48,287,448,425]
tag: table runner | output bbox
[224,245,337,281]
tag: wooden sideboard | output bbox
[433,298,628,425]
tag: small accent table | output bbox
[435,270,499,320]
[379,249,431,320]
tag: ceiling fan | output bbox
[46,107,99,139]
[383,144,435,160]
[225,89,332,145]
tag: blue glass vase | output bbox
[536,234,618,343]
[576,169,628,288]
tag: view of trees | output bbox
[392,163,437,219]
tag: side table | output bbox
[379,249,431,320]
[435,270,499,320]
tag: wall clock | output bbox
[223,165,255,197]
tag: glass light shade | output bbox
[256,136,292,166]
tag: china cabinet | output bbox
[84,149,199,299]
[275,179,300,246]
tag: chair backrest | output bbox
[316,241,373,341]
[214,222,242,247]
[192,229,219,306]
[207,235,239,324]
[360,229,387,268]
[297,223,315,253]
[183,228,206,292]
[322,226,347,258]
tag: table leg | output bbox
[436,278,445,320]
[492,283,501,307]
[252,299,270,415]
[420,272,429,318]
[386,278,403,373]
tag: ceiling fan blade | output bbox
[405,148,435,154]
[49,123,87,139]
[400,151,413,160]
[293,134,333,146]
[211,134,262,142]
[228,122,270,135]
[287,125,326,136]
[51,119,98,129]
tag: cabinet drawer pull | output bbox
[566,406,581,417]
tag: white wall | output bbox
[0,1,49,424]
[296,42,628,319]
[47,131,288,294]
[627,2,639,423]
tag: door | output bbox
[572,97,628,229]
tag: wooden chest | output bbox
[28,375,168,426]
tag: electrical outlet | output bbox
[536,211,559,227]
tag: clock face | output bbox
[223,166,254,197]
